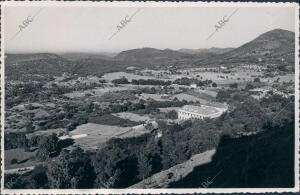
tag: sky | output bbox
[3,4,296,53]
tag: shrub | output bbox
[10,159,18,164]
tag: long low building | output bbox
[178,104,227,120]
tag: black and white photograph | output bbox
[1,1,299,194]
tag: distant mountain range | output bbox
[5,29,295,80]
[60,52,117,61]
[115,47,198,66]
[114,29,294,66]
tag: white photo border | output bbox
[0,1,299,194]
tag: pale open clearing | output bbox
[113,112,151,122]
[64,85,132,98]
[196,89,218,97]
[172,93,204,102]
[68,123,150,150]
[129,149,216,188]
[5,166,35,175]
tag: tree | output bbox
[229,83,238,88]
[254,77,261,83]
[165,110,178,119]
[11,159,18,164]
[145,123,154,131]
[8,165,49,189]
[216,90,232,102]
[278,64,287,72]
[212,82,218,87]
[137,152,152,180]
[4,133,24,150]
[47,147,95,189]
[36,134,59,161]
[25,121,34,133]
[112,77,129,84]
[245,83,255,91]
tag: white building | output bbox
[178,105,227,120]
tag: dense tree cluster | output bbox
[35,134,59,161]
[229,83,238,88]
[216,89,249,104]
[131,79,172,86]
[6,133,66,161]
[5,81,105,108]
[47,147,95,188]
[165,110,178,119]
[111,77,214,87]
[4,132,27,150]
[111,77,130,84]
[111,78,172,86]
[173,78,212,86]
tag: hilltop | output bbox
[115,47,197,66]
[199,29,295,65]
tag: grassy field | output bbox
[172,93,207,103]
[5,148,38,170]
[89,114,141,127]
[197,89,218,97]
[184,91,215,102]
[68,123,149,150]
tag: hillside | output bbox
[129,149,216,188]
[72,58,124,76]
[5,53,75,80]
[179,47,234,55]
[199,29,295,65]
[115,47,198,66]
[169,122,294,188]
[60,52,116,61]
[128,121,294,188]
[5,53,62,64]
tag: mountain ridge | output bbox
[198,29,295,65]
[5,28,295,80]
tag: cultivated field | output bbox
[68,123,150,150]
[5,148,38,170]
